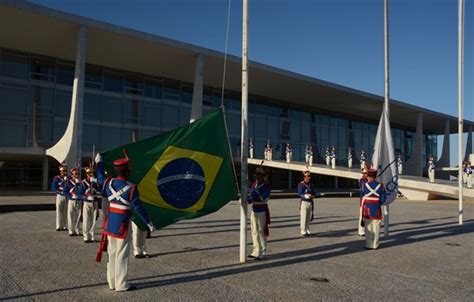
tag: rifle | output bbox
[95,233,108,262]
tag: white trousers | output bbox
[67,200,80,235]
[331,158,336,169]
[467,174,472,189]
[107,225,131,291]
[361,161,366,169]
[286,152,292,163]
[132,221,148,256]
[300,201,312,235]
[250,211,267,257]
[398,164,403,175]
[326,156,330,166]
[55,194,67,229]
[429,170,435,183]
[364,219,381,249]
[249,148,254,159]
[348,158,352,169]
[358,202,365,236]
[308,155,313,166]
[82,201,96,241]
[268,151,272,161]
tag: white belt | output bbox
[109,203,131,211]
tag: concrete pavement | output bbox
[1,196,473,301]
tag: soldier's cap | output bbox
[255,166,267,175]
[85,166,95,174]
[71,167,79,173]
[303,170,311,177]
[59,166,67,172]
[113,158,129,171]
[367,168,377,177]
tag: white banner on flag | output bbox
[372,107,399,205]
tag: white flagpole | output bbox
[383,0,390,236]
[240,0,249,263]
[458,0,464,225]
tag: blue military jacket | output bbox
[78,177,100,202]
[361,180,386,220]
[97,162,151,239]
[64,178,81,200]
[297,181,317,201]
[51,175,68,196]
[247,180,271,213]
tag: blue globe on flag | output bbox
[157,158,206,209]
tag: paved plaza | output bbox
[1,195,473,301]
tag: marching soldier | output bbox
[249,138,254,159]
[428,155,435,183]
[247,166,271,260]
[360,168,386,249]
[95,153,156,291]
[466,162,472,189]
[347,148,353,169]
[330,147,336,169]
[285,143,292,163]
[297,170,319,236]
[305,145,313,166]
[397,154,403,175]
[357,167,368,236]
[51,164,69,231]
[79,165,100,243]
[325,147,331,166]
[64,167,82,236]
[360,150,367,169]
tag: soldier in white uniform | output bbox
[64,167,82,236]
[79,165,100,242]
[285,143,292,163]
[325,147,331,166]
[360,150,367,169]
[249,138,254,159]
[305,145,313,166]
[330,147,336,169]
[397,154,403,175]
[347,148,353,169]
[51,164,69,231]
[247,166,271,260]
[466,162,472,189]
[428,155,435,183]
[297,170,319,236]
[264,141,272,161]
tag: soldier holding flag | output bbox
[247,166,271,260]
[360,168,386,249]
[95,153,156,291]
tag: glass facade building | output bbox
[0,47,438,188]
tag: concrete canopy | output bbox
[0,0,472,134]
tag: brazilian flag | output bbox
[102,108,239,229]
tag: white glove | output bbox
[147,223,156,233]
[90,177,97,183]
[95,153,103,164]
[304,193,311,199]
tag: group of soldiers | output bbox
[463,161,473,189]
[52,155,155,291]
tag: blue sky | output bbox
[30,0,473,163]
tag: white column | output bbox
[190,54,203,123]
[46,26,87,169]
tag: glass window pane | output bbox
[0,121,26,147]
[123,99,142,124]
[101,96,122,123]
[83,124,100,152]
[179,107,190,126]
[144,103,162,127]
[57,62,74,86]
[100,126,122,150]
[0,84,29,117]
[162,104,179,129]
[31,55,55,81]
[85,65,103,89]
[84,93,101,121]
[1,51,29,79]
[181,85,193,104]
[31,86,54,115]
[144,78,163,99]
[103,70,124,93]
[125,73,144,95]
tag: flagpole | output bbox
[457,0,464,225]
[383,0,390,237]
[240,0,249,263]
